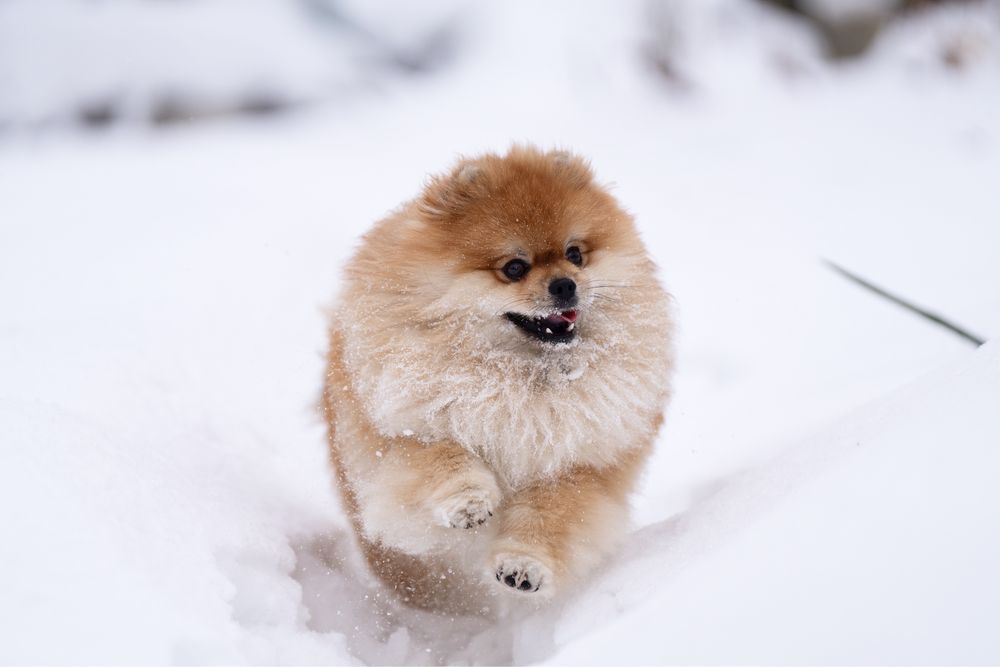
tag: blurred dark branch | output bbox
[824,260,986,347]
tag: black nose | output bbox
[549,278,577,302]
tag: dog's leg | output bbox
[325,329,500,554]
[349,435,501,554]
[490,453,646,598]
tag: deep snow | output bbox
[1,1,999,664]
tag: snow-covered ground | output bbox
[1,1,999,664]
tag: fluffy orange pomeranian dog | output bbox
[323,145,673,612]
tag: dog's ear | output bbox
[548,149,594,189]
[419,159,488,220]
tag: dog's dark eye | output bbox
[565,246,583,266]
[502,259,530,281]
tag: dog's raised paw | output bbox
[431,477,499,529]
[440,490,494,529]
[493,554,552,595]
[427,463,500,529]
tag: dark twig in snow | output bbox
[824,259,986,347]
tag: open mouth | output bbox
[505,310,578,343]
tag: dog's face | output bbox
[357,147,652,354]
[467,213,628,347]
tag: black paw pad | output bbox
[496,568,540,593]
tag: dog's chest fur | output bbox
[341,311,671,489]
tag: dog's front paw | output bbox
[492,552,553,595]
[428,465,501,529]
[437,486,496,529]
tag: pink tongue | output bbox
[544,310,577,325]
[542,310,576,327]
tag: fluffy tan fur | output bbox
[323,145,673,610]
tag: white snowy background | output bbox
[1,0,999,664]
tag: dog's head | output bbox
[350,146,656,353]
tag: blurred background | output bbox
[1,1,999,664]
[1,0,997,131]
[4,0,996,516]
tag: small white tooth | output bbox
[567,323,575,331]
[545,328,553,334]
